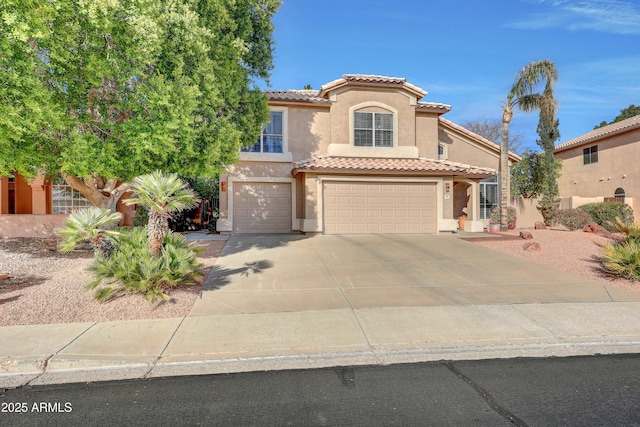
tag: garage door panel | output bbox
[323,181,437,234]
[233,183,291,233]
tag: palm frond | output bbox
[124,170,198,214]
[509,59,558,99]
[58,207,122,253]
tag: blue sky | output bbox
[262,0,640,152]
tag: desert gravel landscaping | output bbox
[470,228,640,295]
[0,237,226,327]
[0,229,638,327]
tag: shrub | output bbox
[87,228,203,303]
[555,209,592,231]
[578,202,634,232]
[609,218,640,241]
[536,195,560,226]
[602,239,640,280]
[58,207,122,258]
[489,206,517,228]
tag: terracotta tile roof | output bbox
[555,114,640,152]
[292,156,496,178]
[319,74,428,99]
[416,102,451,112]
[439,117,521,162]
[265,90,330,104]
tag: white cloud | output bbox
[508,0,640,35]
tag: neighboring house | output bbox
[555,114,640,219]
[217,74,519,234]
[0,173,133,238]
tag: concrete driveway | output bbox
[191,234,637,316]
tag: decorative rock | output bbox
[534,222,546,230]
[610,233,627,242]
[583,222,607,234]
[523,242,541,251]
[519,231,534,240]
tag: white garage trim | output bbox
[228,177,298,233]
[317,175,443,234]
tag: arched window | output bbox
[614,188,626,199]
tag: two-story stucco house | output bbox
[555,114,640,218]
[217,74,519,235]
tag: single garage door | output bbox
[323,181,437,234]
[233,183,291,233]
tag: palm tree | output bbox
[58,207,123,257]
[125,171,198,255]
[500,60,558,231]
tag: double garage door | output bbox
[323,181,437,234]
[232,181,437,234]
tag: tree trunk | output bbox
[63,174,130,212]
[500,102,513,232]
[147,211,169,255]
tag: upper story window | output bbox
[438,143,447,160]
[242,111,283,154]
[354,112,393,147]
[583,145,598,165]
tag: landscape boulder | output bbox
[523,242,541,251]
[583,222,607,234]
[519,231,534,240]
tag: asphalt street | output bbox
[1,354,639,426]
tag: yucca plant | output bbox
[58,207,123,258]
[87,227,203,303]
[607,217,640,242]
[602,239,640,280]
[124,171,198,255]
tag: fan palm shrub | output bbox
[87,227,203,302]
[58,207,123,258]
[602,239,640,280]
[124,171,198,255]
[600,218,640,280]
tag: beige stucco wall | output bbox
[437,127,501,171]
[556,128,640,220]
[285,105,331,160]
[415,113,440,159]
[324,87,421,159]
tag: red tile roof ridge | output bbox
[319,74,428,99]
[293,155,496,175]
[265,89,330,103]
[555,114,640,152]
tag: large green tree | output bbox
[0,0,280,210]
[594,104,640,129]
[500,60,558,230]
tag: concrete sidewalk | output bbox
[2,234,640,389]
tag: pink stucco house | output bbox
[217,74,519,234]
[555,114,639,218]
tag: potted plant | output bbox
[489,206,517,231]
[458,209,468,231]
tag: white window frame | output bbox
[354,112,393,147]
[52,185,92,214]
[239,106,292,162]
[583,145,598,165]
[348,102,398,149]
[438,143,448,160]
[479,176,498,220]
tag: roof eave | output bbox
[292,167,495,179]
[555,124,640,153]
